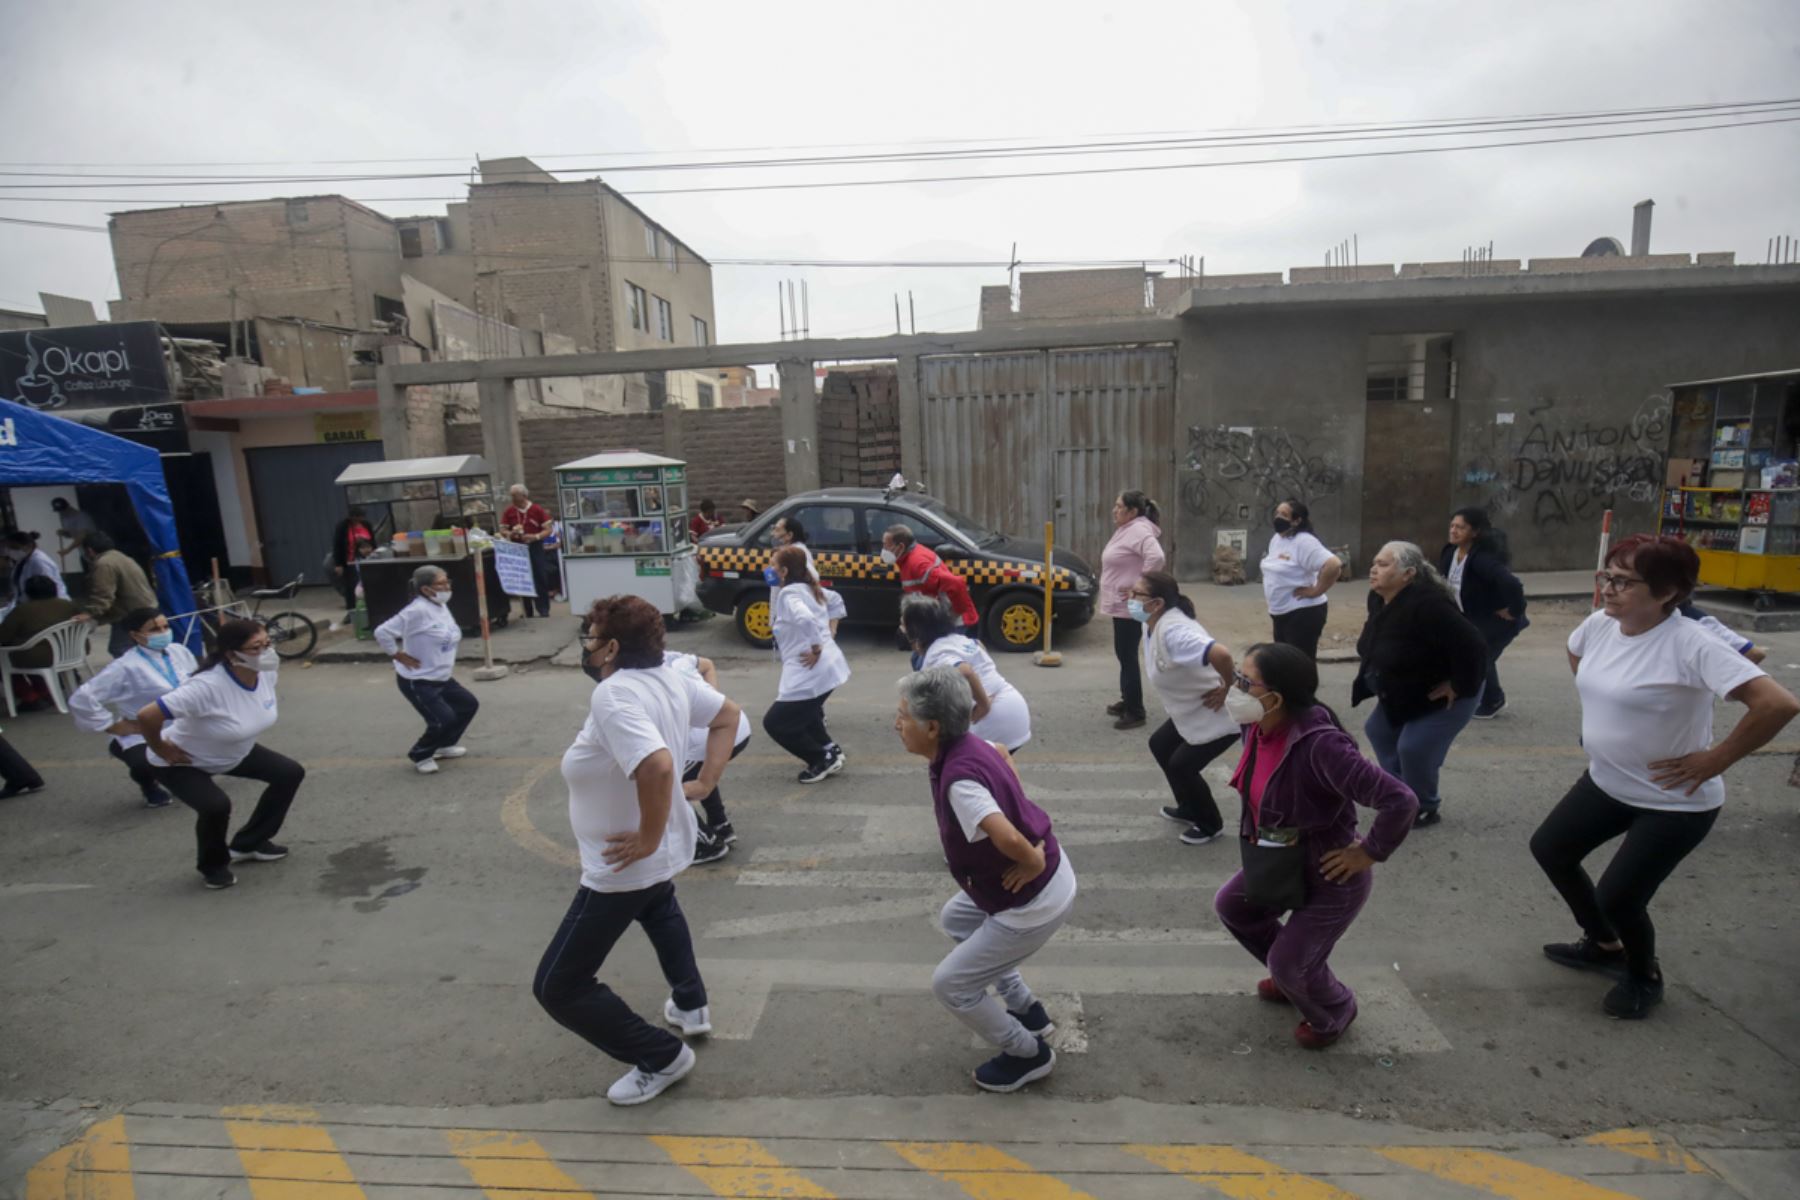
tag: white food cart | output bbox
[552,451,696,615]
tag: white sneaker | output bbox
[664,997,713,1036]
[414,758,440,775]
[433,746,468,760]
[606,1043,695,1106]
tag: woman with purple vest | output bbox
[896,667,1076,1093]
[1215,642,1418,1049]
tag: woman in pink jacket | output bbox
[1099,490,1165,729]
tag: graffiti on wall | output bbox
[1180,425,1346,521]
[1460,394,1667,529]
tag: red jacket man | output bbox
[882,526,980,632]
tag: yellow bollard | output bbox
[1033,520,1063,667]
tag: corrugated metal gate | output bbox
[921,345,1176,564]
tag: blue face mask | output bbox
[145,631,174,651]
[1127,598,1151,623]
[763,566,781,586]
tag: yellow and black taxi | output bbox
[697,487,1097,652]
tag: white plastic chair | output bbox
[1,618,95,717]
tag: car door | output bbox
[858,505,956,624]
[775,502,864,615]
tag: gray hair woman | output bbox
[894,666,1076,1093]
[1351,540,1489,826]
[373,565,480,775]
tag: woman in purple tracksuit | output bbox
[896,666,1077,1094]
[1215,642,1418,1049]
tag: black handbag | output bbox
[1236,735,1309,911]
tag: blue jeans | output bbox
[395,676,480,762]
[1363,690,1482,813]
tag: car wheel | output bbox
[985,590,1043,653]
[734,590,776,649]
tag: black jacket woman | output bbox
[1352,541,1490,827]
[1438,507,1528,719]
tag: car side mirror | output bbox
[938,546,964,559]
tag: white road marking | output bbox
[748,826,1172,865]
[974,991,1088,1053]
[735,869,1220,890]
[0,883,95,897]
[701,895,944,939]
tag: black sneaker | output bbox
[143,785,174,809]
[229,842,288,863]
[1543,937,1628,978]
[1414,807,1442,828]
[1105,700,1127,717]
[0,782,45,800]
[1113,711,1147,730]
[1180,825,1224,846]
[709,820,738,845]
[692,831,731,865]
[202,868,237,890]
[1473,699,1507,720]
[973,1036,1056,1093]
[798,753,846,785]
[1009,1001,1055,1037]
[1158,805,1188,824]
[1603,974,1665,1019]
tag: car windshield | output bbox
[917,499,1004,547]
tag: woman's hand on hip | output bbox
[801,646,822,668]
[1649,748,1728,796]
[1319,843,1375,883]
[1001,841,1047,892]
[150,739,192,766]
[1427,681,1457,706]
[603,829,660,869]
[393,651,422,671]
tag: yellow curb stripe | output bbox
[446,1129,596,1198]
[1376,1147,1639,1200]
[885,1141,1094,1200]
[1582,1129,1711,1173]
[1126,1143,1362,1198]
[650,1135,835,1198]
[26,1114,133,1200]
[221,1105,365,1200]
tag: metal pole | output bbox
[895,294,902,334]
[1033,520,1062,667]
[1591,509,1614,609]
[778,282,786,339]
[909,291,916,334]
[801,280,810,338]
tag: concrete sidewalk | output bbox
[11,1097,1794,1199]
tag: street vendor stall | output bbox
[1660,368,1800,607]
[333,455,508,631]
[552,451,696,614]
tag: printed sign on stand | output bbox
[491,539,538,598]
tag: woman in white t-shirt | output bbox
[1530,534,1799,1020]
[663,650,752,864]
[1259,499,1342,661]
[902,594,1032,752]
[1128,572,1238,846]
[534,595,743,1107]
[135,619,304,891]
[375,566,480,776]
[68,606,195,808]
[761,544,851,784]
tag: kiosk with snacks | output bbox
[333,454,510,631]
[552,451,696,614]
[1660,369,1800,608]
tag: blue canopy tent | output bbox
[0,398,201,647]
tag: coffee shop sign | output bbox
[1,323,170,412]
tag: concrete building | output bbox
[0,307,49,332]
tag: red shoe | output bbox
[1294,1010,1355,1050]
[1256,978,1292,1005]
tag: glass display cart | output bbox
[552,451,695,614]
[1660,370,1800,608]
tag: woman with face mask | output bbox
[762,544,851,783]
[1352,542,1490,828]
[68,608,195,808]
[1215,643,1418,1049]
[902,594,1031,753]
[1098,491,1165,729]
[1128,572,1236,846]
[1259,500,1342,660]
[374,566,480,776]
[134,619,305,890]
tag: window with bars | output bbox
[696,382,716,408]
[627,283,648,333]
[691,316,708,346]
[654,296,673,341]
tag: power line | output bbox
[1,98,1793,189]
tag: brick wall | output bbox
[446,406,786,513]
[818,366,900,487]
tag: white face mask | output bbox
[1224,688,1268,726]
[426,589,451,606]
[234,647,281,673]
[879,547,897,565]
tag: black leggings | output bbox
[682,736,749,828]
[1271,603,1328,660]
[763,692,834,768]
[155,744,306,874]
[1148,722,1236,835]
[108,739,161,797]
[1529,772,1718,981]
[1112,617,1144,716]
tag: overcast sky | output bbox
[3,0,1796,347]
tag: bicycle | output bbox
[179,576,319,661]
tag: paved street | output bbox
[4,586,1798,1197]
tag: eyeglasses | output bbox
[1233,670,1260,692]
[1594,571,1646,593]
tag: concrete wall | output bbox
[1172,288,1800,575]
[469,182,611,352]
[602,192,717,355]
[1017,268,1146,321]
[444,406,787,517]
[393,207,476,305]
[344,204,403,329]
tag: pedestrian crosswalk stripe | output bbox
[1125,1144,1363,1198]
[222,1105,367,1200]
[886,1141,1095,1200]
[446,1129,596,1199]
[1583,1128,1711,1173]
[650,1135,835,1198]
[25,1114,133,1200]
[1376,1146,1641,1199]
